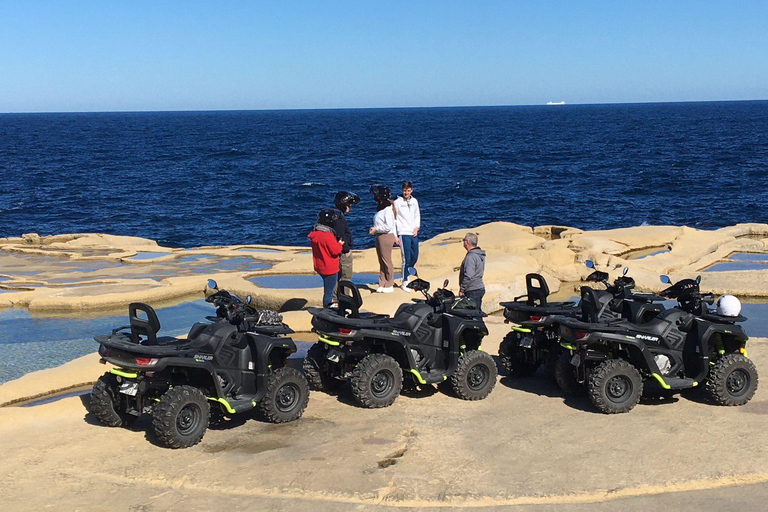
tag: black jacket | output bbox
[331,210,353,254]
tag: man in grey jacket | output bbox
[459,232,486,311]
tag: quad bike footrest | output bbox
[662,377,697,390]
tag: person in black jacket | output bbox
[332,191,360,301]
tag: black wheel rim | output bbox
[371,369,395,398]
[726,369,750,398]
[276,383,300,412]
[606,375,632,403]
[467,363,490,391]
[176,403,202,435]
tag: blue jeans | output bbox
[399,234,419,276]
[464,288,485,312]
[320,273,338,308]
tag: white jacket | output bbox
[372,206,396,235]
[393,196,420,236]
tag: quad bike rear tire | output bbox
[554,352,586,396]
[451,350,498,400]
[544,348,560,385]
[90,372,138,427]
[498,333,539,377]
[350,354,403,408]
[258,367,310,423]
[303,342,344,392]
[588,359,643,414]
[703,353,758,406]
[152,385,210,449]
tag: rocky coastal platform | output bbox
[2,223,768,511]
[3,222,768,323]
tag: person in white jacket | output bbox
[368,186,398,293]
[393,181,421,288]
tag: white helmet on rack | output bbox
[716,295,741,317]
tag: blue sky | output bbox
[1,1,766,112]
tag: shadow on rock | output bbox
[498,375,595,412]
[279,298,308,312]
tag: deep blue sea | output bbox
[2,101,768,249]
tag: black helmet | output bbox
[369,185,391,202]
[317,208,342,228]
[333,191,360,210]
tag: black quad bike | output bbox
[556,275,758,414]
[498,261,666,387]
[306,272,497,408]
[90,280,309,448]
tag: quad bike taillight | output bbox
[529,315,544,322]
[574,331,588,340]
[135,357,159,366]
[338,328,357,336]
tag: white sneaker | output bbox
[381,286,394,293]
[376,286,384,293]
[402,285,412,292]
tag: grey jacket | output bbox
[459,247,486,292]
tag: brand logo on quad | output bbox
[635,334,659,342]
[194,354,214,362]
[392,330,411,337]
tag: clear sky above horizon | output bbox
[1,1,766,113]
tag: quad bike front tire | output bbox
[554,352,586,396]
[152,385,210,449]
[451,350,498,400]
[90,372,138,427]
[703,353,759,406]
[588,359,643,414]
[303,342,344,392]
[258,367,310,423]
[350,354,403,408]
[498,333,539,377]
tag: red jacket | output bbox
[308,229,343,275]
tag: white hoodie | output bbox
[393,196,421,236]
[372,206,396,235]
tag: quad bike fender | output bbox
[247,333,298,401]
[575,332,663,375]
[690,322,749,383]
[443,314,488,350]
[698,322,748,354]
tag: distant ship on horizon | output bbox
[546,101,566,105]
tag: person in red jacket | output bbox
[309,209,344,307]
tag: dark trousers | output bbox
[320,273,338,308]
[399,234,419,277]
[464,288,485,312]
[333,252,353,300]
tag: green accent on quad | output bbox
[560,343,577,351]
[650,373,671,390]
[409,368,445,384]
[510,326,532,333]
[209,397,237,414]
[110,368,139,379]
[409,369,427,384]
[318,335,340,346]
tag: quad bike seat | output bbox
[310,307,395,329]
[501,274,577,312]
[335,280,389,320]
[575,288,687,337]
[94,302,186,348]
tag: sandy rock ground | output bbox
[1,318,768,511]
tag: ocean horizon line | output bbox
[2,98,768,116]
